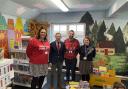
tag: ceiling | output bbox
[0,0,128,18]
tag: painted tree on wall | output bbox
[123,22,128,43]
[107,23,116,41]
[107,23,116,36]
[113,27,125,53]
[97,21,106,43]
[79,11,94,36]
[126,42,128,55]
[91,21,99,46]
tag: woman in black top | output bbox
[79,36,96,81]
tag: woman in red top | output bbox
[26,28,50,89]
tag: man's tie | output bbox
[57,42,60,53]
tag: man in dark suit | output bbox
[49,32,65,89]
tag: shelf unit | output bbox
[0,59,14,89]
[10,36,32,87]
[13,82,31,87]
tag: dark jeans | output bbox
[31,76,45,89]
[50,61,63,88]
[81,74,90,82]
[65,58,77,81]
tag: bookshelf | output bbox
[0,59,13,89]
[10,36,32,87]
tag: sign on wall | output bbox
[0,15,7,30]
[8,19,14,30]
[15,17,24,42]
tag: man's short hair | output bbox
[55,32,61,36]
[69,30,74,33]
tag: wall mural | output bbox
[28,19,49,37]
[0,15,7,30]
[8,19,14,30]
[0,31,9,58]
[15,17,24,41]
[7,19,15,49]
[24,20,29,35]
[0,15,25,57]
[80,11,128,76]
[0,15,9,58]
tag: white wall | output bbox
[36,10,128,30]
[36,10,105,23]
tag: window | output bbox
[50,23,85,45]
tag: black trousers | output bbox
[31,76,45,89]
[65,58,77,81]
[81,74,90,82]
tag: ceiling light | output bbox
[50,0,69,12]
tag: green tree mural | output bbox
[91,21,99,46]
[126,42,128,55]
[113,27,125,53]
[107,23,116,37]
[80,11,94,36]
[123,22,128,43]
[97,21,106,43]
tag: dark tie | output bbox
[57,42,60,53]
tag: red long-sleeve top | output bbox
[26,38,50,64]
[64,38,80,59]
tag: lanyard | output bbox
[85,46,88,57]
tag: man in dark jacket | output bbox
[49,32,65,89]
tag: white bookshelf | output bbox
[10,36,32,87]
[0,59,14,89]
[13,82,31,87]
[14,70,30,75]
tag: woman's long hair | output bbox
[36,27,47,41]
[83,36,91,46]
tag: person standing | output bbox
[49,33,65,89]
[79,36,96,82]
[26,28,50,89]
[64,30,80,82]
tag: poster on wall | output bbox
[0,15,7,30]
[7,30,15,50]
[10,39,15,49]
[0,31,9,58]
[8,19,14,30]
[15,17,24,47]
[7,18,15,50]
[0,15,9,58]
[24,20,29,35]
